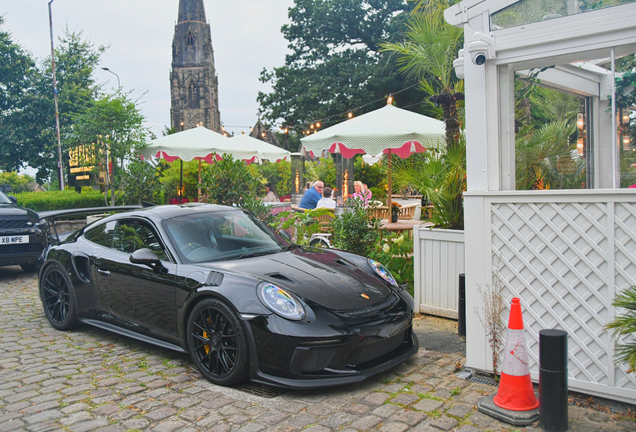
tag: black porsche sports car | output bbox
[38,203,418,388]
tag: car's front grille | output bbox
[331,292,399,318]
[347,330,408,366]
[0,216,30,229]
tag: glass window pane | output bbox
[491,0,636,30]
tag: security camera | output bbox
[467,41,490,65]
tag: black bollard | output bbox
[458,273,466,337]
[539,329,568,432]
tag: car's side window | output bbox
[113,220,167,260]
[84,220,117,248]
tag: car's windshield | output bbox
[163,209,286,263]
[0,192,13,204]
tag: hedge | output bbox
[14,190,106,213]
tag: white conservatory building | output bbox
[443,0,636,402]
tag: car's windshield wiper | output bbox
[282,244,299,252]
[236,248,279,260]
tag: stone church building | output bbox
[170,0,221,132]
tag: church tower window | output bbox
[186,32,195,46]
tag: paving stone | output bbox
[150,419,184,432]
[413,399,444,412]
[429,415,458,431]
[23,409,62,424]
[345,402,371,415]
[277,401,307,414]
[319,412,356,428]
[372,404,401,418]
[303,426,331,432]
[92,404,120,416]
[202,396,235,410]
[59,411,93,426]
[445,403,473,419]
[69,418,110,432]
[257,410,289,425]
[121,418,150,430]
[362,392,391,406]
[390,393,420,406]
[454,426,481,432]
[390,409,427,426]
[349,414,382,431]
[144,406,178,422]
[378,422,411,432]
[236,423,265,432]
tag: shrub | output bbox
[330,200,381,256]
[14,190,105,212]
[606,286,636,372]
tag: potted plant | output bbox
[391,202,402,223]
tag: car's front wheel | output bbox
[187,298,249,386]
[40,263,78,331]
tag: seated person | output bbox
[350,181,372,206]
[262,182,279,202]
[298,181,324,209]
[316,187,336,209]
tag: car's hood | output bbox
[0,204,39,222]
[211,247,392,311]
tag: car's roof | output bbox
[123,203,238,221]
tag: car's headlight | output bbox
[368,259,398,287]
[258,283,306,320]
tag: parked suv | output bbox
[0,191,48,272]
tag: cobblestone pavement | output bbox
[1,267,635,432]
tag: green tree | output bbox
[199,154,259,205]
[258,0,421,133]
[0,17,36,173]
[69,90,149,206]
[0,171,35,193]
[119,159,161,205]
[17,29,105,183]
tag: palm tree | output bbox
[606,286,636,373]
[382,0,464,149]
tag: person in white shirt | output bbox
[316,187,336,209]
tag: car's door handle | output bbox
[97,269,111,276]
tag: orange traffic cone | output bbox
[477,297,539,426]
[493,297,539,411]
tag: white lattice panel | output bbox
[490,200,636,399]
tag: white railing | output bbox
[464,190,636,403]
[413,227,465,319]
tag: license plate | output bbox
[0,235,29,245]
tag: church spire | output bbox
[178,0,207,23]
[170,0,221,132]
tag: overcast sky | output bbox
[1,0,295,138]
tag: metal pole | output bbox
[611,47,618,188]
[458,273,466,337]
[101,67,120,88]
[48,0,64,190]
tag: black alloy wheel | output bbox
[40,264,78,331]
[187,299,248,386]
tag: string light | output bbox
[348,112,353,118]
[310,124,314,129]
[316,122,321,128]
[387,94,393,105]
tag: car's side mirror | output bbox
[278,230,292,242]
[8,195,17,204]
[130,248,168,274]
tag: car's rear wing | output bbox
[37,205,148,243]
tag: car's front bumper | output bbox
[243,292,419,389]
[0,230,46,267]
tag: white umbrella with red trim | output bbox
[300,104,445,209]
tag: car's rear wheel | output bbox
[40,264,78,331]
[187,298,249,386]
